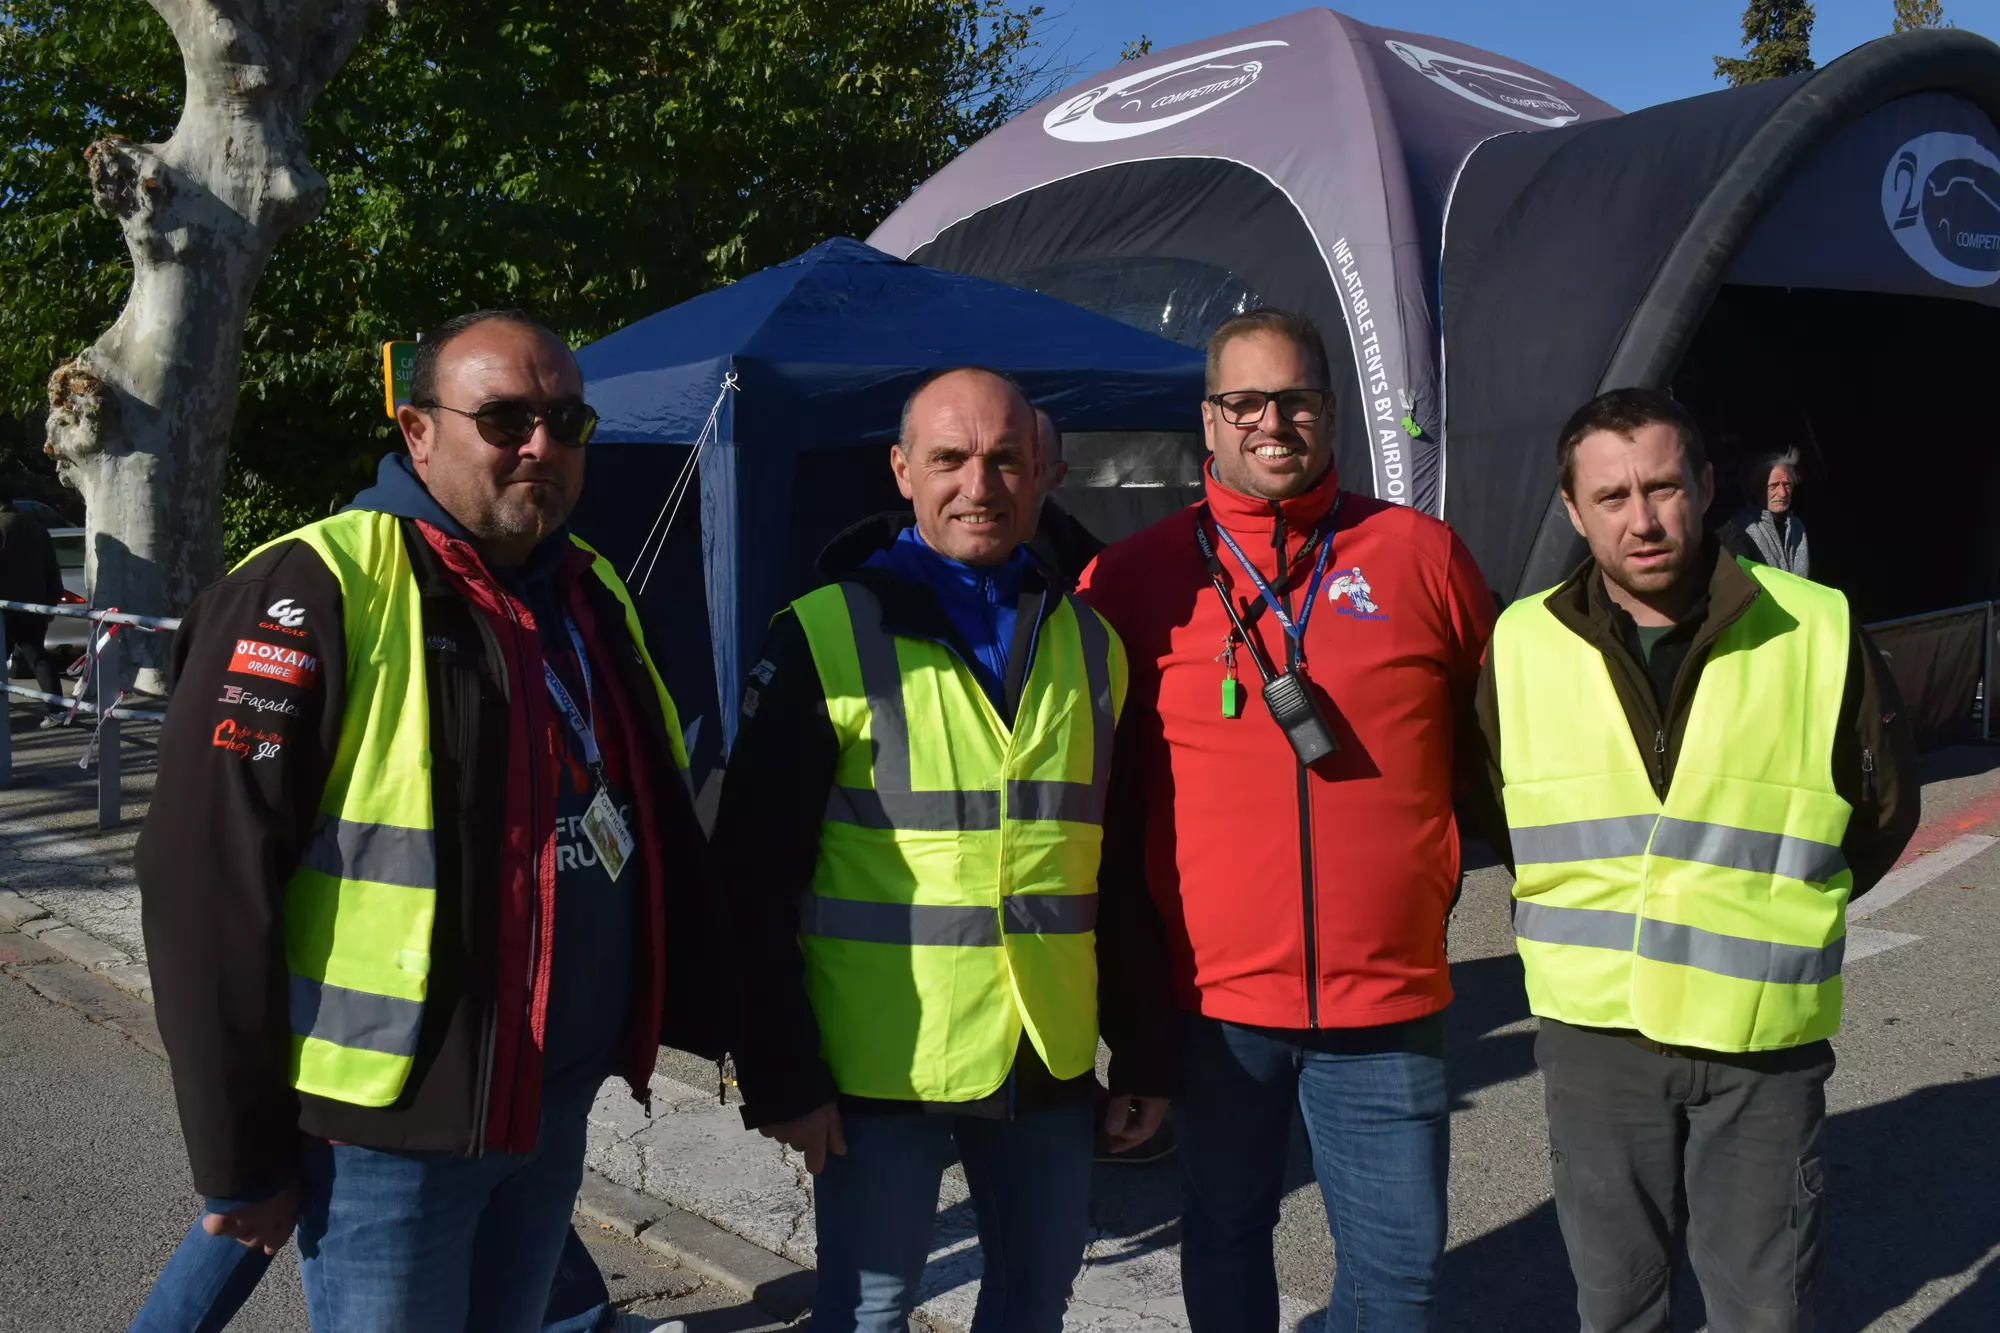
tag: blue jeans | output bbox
[811,1101,1094,1333]
[294,1079,598,1333]
[129,1220,615,1333]
[1175,1011,1449,1333]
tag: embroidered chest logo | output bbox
[1326,567,1386,621]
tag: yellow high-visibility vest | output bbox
[1491,558,1853,1052]
[246,511,682,1106]
[791,580,1126,1101]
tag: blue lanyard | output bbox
[542,616,601,772]
[1211,498,1341,651]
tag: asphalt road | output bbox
[0,928,791,1333]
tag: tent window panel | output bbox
[1002,258,1263,350]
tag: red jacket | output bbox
[1077,462,1494,1030]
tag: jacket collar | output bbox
[1545,535,1760,652]
[1202,455,1340,536]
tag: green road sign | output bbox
[382,341,417,417]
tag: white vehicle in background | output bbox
[46,526,90,666]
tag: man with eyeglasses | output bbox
[1077,309,1495,1332]
[136,309,725,1331]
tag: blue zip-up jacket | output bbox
[862,525,1031,711]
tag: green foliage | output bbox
[0,0,1051,549]
[1893,0,1950,32]
[1715,0,1816,85]
[1120,35,1153,61]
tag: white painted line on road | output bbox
[1844,926,1922,963]
[1850,834,1997,921]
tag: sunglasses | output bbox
[421,398,599,449]
[1205,388,1332,426]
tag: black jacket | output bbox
[0,505,63,605]
[716,526,1177,1129]
[1472,544,1918,900]
[139,482,727,1199]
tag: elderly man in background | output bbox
[1025,406,1105,590]
[1721,449,1810,578]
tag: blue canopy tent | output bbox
[574,237,1205,773]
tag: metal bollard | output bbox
[96,631,120,829]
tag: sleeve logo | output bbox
[264,598,306,628]
[228,639,319,687]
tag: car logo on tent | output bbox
[1883,131,2000,288]
[1044,41,1286,144]
[1384,40,1580,127]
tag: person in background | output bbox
[1078,309,1495,1332]
[0,499,68,727]
[134,309,722,1333]
[1026,406,1105,590]
[721,366,1175,1331]
[1719,448,1809,578]
[1474,388,1914,1332]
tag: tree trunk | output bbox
[42,0,384,690]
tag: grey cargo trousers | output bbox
[1537,1018,1834,1333]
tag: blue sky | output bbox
[1037,1,2000,112]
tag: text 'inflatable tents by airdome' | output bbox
[572,237,1203,774]
[869,7,1619,517]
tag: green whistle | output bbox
[1221,678,1241,718]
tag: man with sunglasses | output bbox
[1076,309,1495,1332]
[137,309,725,1331]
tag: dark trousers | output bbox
[3,611,60,712]
[1536,1019,1834,1333]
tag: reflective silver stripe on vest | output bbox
[1512,902,1843,985]
[824,583,1114,831]
[290,974,424,1057]
[826,786,1001,832]
[1639,919,1845,986]
[1649,818,1847,885]
[1511,815,1657,864]
[1509,814,1846,884]
[1003,892,1098,935]
[299,815,437,889]
[1513,900,1639,951]
[801,892,1100,946]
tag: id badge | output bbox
[581,786,635,883]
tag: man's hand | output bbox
[1101,1094,1170,1155]
[759,1101,847,1174]
[201,1184,300,1255]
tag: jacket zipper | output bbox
[1271,508,1319,1029]
[1861,747,1876,803]
[1652,728,1666,792]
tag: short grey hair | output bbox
[897,365,1032,452]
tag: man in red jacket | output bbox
[1077,309,1494,1332]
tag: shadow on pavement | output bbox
[1917,742,2000,786]
[1438,1073,2000,1332]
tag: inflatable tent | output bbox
[871,11,2000,626]
[868,8,1619,516]
[1443,28,2000,618]
[572,237,1203,774]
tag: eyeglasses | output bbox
[419,398,599,449]
[1206,388,1332,426]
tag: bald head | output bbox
[890,367,1041,565]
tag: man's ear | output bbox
[1696,461,1716,514]
[397,405,435,476]
[1562,488,1586,539]
[889,443,915,501]
[1199,400,1219,457]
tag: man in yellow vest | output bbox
[1472,387,1916,1332]
[716,366,1175,1330]
[137,310,725,1330]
